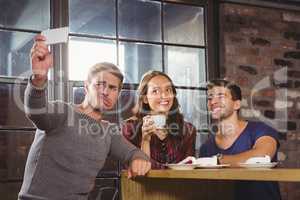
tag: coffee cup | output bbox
[151,114,166,129]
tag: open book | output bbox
[177,156,218,166]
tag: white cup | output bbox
[151,114,166,129]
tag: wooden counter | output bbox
[134,168,300,182]
[121,168,300,200]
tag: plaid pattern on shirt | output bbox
[122,118,196,169]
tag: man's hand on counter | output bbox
[128,159,151,179]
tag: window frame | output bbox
[0,0,219,133]
[66,0,217,134]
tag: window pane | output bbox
[165,46,206,87]
[0,30,34,77]
[0,83,33,128]
[119,42,162,84]
[118,0,161,42]
[68,37,117,81]
[69,0,116,37]
[177,89,207,130]
[0,130,34,181]
[164,3,204,46]
[0,0,50,30]
[118,89,137,121]
[72,86,85,105]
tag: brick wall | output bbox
[219,3,300,200]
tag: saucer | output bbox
[196,164,230,169]
[166,164,197,170]
[237,162,278,169]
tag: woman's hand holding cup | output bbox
[142,114,167,141]
[142,115,156,142]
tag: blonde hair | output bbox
[87,62,124,89]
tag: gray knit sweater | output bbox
[18,80,149,200]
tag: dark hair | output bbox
[87,62,124,89]
[134,70,184,136]
[207,79,242,101]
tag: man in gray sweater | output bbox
[18,35,151,200]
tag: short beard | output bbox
[211,109,234,122]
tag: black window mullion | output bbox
[161,2,165,73]
[116,0,120,66]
